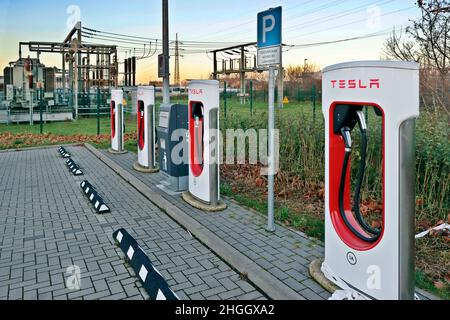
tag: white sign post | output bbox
[257,7,282,233]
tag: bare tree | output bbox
[383,0,450,114]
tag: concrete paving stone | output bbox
[0,267,10,277]
[9,279,38,290]
[102,293,127,300]
[8,287,23,300]
[0,286,9,297]
[285,269,308,282]
[302,278,327,293]
[271,259,292,272]
[298,288,323,300]
[82,290,112,300]
[219,288,245,300]
[37,292,53,300]
[235,291,265,300]
[184,284,209,295]
[236,280,257,293]
[182,266,206,277]
[107,281,124,295]
[50,273,64,286]
[10,267,23,280]
[122,283,142,298]
[123,295,145,301]
[23,289,38,300]
[38,283,66,295]
[171,281,193,292]
[203,276,221,289]
[187,274,204,286]
[90,271,116,282]
[68,288,96,299]
[93,279,108,292]
[23,269,36,281]
[283,277,307,292]
[120,277,138,287]
[188,292,204,300]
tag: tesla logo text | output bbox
[189,89,203,95]
[331,79,380,89]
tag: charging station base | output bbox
[309,259,340,294]
[107,148,128,155]
[133,161,159,173]
[182,191,227,212]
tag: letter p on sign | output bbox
[262,15,275,43]
[257,6,282,49]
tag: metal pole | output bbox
[96,86,100,135]
[240,46,245,105]
[267,65,276,232]
[224,81,227,118]
[162,0,170,104]
[312,85,316,124]
[278,60,283,109]
[62,53,66,102]
[39,88,43,134]
[250,80,253,115]
[74,55,78,120]
[147,104,157,169]
[118,103,123,152]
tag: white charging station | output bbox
[320,61,419,300]
[134,86,158,173]
[109,89,127,154]
[182,80,226,211]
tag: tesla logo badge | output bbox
[346,252,357,265]
[331,79,380,89]
[190,89,203,95]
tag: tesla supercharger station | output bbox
[182,80,226,211]
[133,86,158,173]
[109,89,127,154]
[321,61,419,300]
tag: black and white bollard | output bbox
[112,228,179,300]
[58,146,71,158]
[65,159,83,176]
[80,180,110,214]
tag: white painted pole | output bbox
[267,65,276,232]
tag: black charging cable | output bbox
[353,111,381,236]
[339,125,380,243]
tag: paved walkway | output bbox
[99,148,330,300]
[0,146,265,300]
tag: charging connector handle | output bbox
[341,127,352,150]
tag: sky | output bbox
[0,0,421,84]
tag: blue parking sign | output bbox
[257,6,282,48]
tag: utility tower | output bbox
[174,33,180,87]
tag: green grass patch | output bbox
[415,270,449,300]
[221,182,324,240]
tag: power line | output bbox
[290,5,416,41]
[83,26,246,45]
[217,0,349,42]
[284,0,394,33]
[290,24,409,49]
